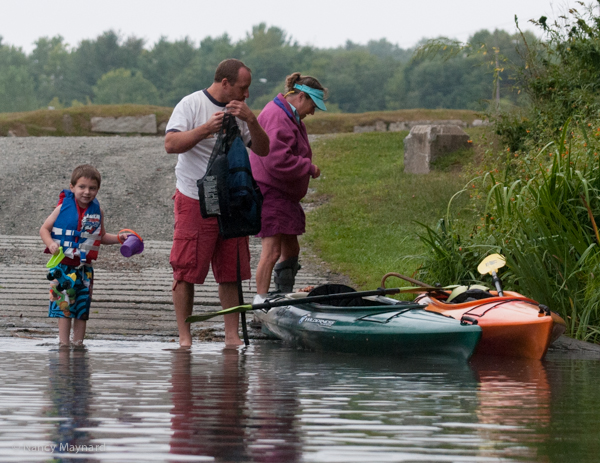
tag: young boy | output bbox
[40,164,128,347]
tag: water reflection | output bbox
[252,345,483,463]
[169,347,249,461]
[169,346,304,463]
[0,338,599,462]
[472,356,551,428]
[45,346,95,462]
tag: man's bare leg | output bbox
[219,282,243,346]
[172,280,195,347]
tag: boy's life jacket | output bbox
[50,190,102,264]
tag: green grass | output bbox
[302,132,475,290]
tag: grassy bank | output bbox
[0,105,480,137]
[302,131,477,291]
[0,105,174,137]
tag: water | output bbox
[0,338,599,463]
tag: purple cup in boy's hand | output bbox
[120,234,144,257]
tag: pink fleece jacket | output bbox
[250,94,316,203]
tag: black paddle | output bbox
[185,286,436,323]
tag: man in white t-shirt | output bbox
[165,59,269,347]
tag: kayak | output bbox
[414,288,567,360]
[253,285,482,360]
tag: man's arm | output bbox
[226,100,270,157]
[164,111,225,154]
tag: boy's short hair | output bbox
[71,164,101,188]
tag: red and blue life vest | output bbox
[50,190,102,263]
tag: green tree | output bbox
[0,65,38,112]
[139,37,200,106]
[93,68,159,104]
[319,49,399,112]
[69,30,145,102]
[0,38,38,112]
[162,34,238,107]
[235,24,308,108]
[28,35,72,106]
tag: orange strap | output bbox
[117,229,143,244]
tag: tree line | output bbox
[0,23,536,114]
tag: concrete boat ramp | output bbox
[0,235,328,343]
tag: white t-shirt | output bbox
[166,89,252,200]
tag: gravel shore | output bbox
[0,136,339,280]
[0,136,178,271]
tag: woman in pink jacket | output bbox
[250,72,327,294]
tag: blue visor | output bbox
[294,84,327,111]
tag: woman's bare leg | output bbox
[255,235,282,294]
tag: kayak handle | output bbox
[460,315,479,326]
[538,304,551,316]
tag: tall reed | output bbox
[418,120,600,341]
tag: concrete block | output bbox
[403,125,471,174]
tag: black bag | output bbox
[197,113,263,239]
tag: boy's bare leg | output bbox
[58,318,71,346]
[172,280,195,347]
[72,319,87,345]
[218,282,243,346]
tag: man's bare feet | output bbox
[225,336,244,347]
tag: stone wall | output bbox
[354,118,489,133]
[403,125,472,174]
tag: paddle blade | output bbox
[477,254,506,275]
[186,304,254,323]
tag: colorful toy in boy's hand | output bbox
[46,263,77,316]
[118,229,144,257]
[46,246,66,268]
[47,266,76,292]
[49,285,75,316]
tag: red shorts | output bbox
[170,190,251,284]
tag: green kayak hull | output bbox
[254,299,482,360]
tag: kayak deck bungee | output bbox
[415,290,567,359]
[253,287,482,360]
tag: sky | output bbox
[0,0,585,54]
